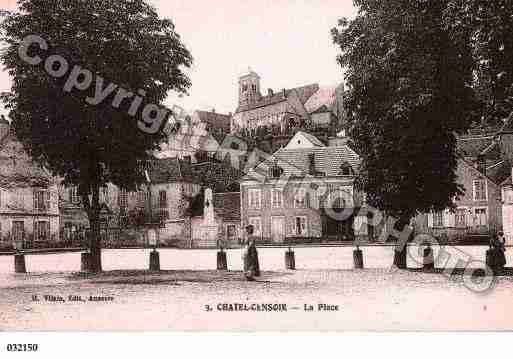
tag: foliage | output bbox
[332,0,480,219]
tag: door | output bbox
[271,217,285,243]
[12,221,25,249]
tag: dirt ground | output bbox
[1,247,512,331]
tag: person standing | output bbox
[242,225,260,281]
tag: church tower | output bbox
[238,68,261,109]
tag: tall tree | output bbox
[1,0,192,272]
[332,0,478,267]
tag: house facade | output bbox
[239,132,367,243]
[0,120,60,249]
[417,131,509,241]
[59,157,202,248]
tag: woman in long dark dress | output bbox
[490,232,506,270]
[242,225,260,281]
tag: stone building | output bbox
[0,119,60,249]
[239,131,366,243]
[416,132,509,242]
[59,157,202,247]
[231,69,346,152]
[156,110,230,163]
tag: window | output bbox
[270,164,283,178]
[340,163,354,176]
[158,209,169,221]
[353,215,368,235]
[474,208,487,226]
[248,189,261,209]
[294,188,308,208]
[69,187,80,204]
[34,190,50,211]
[35,221,50,241]
[226,225,237,240]
[294,216,308,236]
[249,217,262,237]
[473,180,487,201]
[101,187,109,202]
[433,211,444,227]
[118,190,128,209]
[136,191,146,207]
[339,186,354,207]
[159,190,167,208]
[271,189,283,209]
[455,209,467,228]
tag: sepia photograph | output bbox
[0,0,513,351]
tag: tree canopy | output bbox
[332,0,484,220]
[1,0,192,271]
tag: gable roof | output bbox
[304,86,338,114]
[236,83,319,113]
[245,142,360,181]
[147,157,197,184]
[285,131,326,149]
[0,132,54,188]
[195,110,231,134]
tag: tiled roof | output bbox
[246,143,360,180]
[213,192,241,221]
[236,83,319,113]
[304,86,338,114]
[486,160,511,185]
[195,110,231,134]
[457,134,500,160]
[147,157,196,184]
[0,132,53,188]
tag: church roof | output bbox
[304,86,338,114]
[236,83,319,113]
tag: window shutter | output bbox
[427,213,433,227]
[33,191,37,210]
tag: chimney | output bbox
[268,88,274,96]
[477,155,486,175]
[212,108,216,113]
[308,153,315,175]
[282,88,286,97]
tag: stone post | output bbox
[149,248,160,271]
[423,244,435,271]
[285,247,296,270]
[353,246,364,269]
[14,253,26,273]
[217,247,228,270]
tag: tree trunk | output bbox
[391,216,410,270]
[87,183,102,273]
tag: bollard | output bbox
[285,248,296,270]
[81,252,92,272]
[423,245,435,271]
[217,249,228,270]
[14,254,26,273]
[149,249,160,271]
[353,246,364,269]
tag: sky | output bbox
[0,0,356,116]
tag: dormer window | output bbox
[270,164,283,178]
[340,162,354,176]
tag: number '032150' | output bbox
[6,344,39,352]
